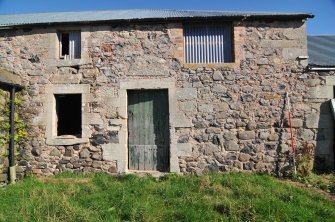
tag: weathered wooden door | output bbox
[128,90,170,171]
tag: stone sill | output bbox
[48,59,91,67]
[183,63,236,69]
[46,137,89,146]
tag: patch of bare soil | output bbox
[38,178,91,184]
[281,179,335,203]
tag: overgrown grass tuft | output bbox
[0,172,334,221]
[295,172,335,193]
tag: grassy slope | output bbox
[0,173,334,222]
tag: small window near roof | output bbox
[59,31,81,60]
[184,23,233,64]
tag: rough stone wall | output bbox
[0,19,329,178]
[175,21,312,175]
[304,70,335,171]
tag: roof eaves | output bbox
[308,64,335,68]
[0,10,314,28]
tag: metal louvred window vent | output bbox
[184,23,233,64]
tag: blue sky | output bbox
[0,0,334,35]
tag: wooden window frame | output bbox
[58,30,81,60]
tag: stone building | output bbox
[306,35,335,171]
[1,9,332,181]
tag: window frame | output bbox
[55,93,82,137]
[45,85,90,146]
[183,22,234,64]
[58,30,81,60]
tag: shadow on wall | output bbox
[275,94,296,177]
[314,101,335,172]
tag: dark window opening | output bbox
[59,31,81,59]
[55,94,82,137]
[61,32,69,57]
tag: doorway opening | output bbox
[127,89,170,171]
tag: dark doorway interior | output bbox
[61,32,69,57]
[55,94,82,137]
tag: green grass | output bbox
[0,172,334,222]
[295,172,335,193]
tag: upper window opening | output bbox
[184,23,233,64]
[59,31,81,60]
[55,94,82,137]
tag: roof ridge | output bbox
[0,8,313,16]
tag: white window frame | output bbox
[59,30,81,60]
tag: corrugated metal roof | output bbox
[0,68,22,90]
[308,35,335,67]
[0,9,313,27]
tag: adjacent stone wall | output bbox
[0,18,331,179]
[304,70,335,171]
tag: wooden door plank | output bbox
[138,145,144,170]
[152,146,157,171]
[128,90,170,171]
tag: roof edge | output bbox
[0,9,314,28]
[308,64,335,68]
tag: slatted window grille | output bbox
[59,31,81,60]
[184,23,233,64]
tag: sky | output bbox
[0,0,334,35]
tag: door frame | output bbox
[119,78,179,172]
[127,89,170,171]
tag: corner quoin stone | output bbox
[305,113,319,128]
